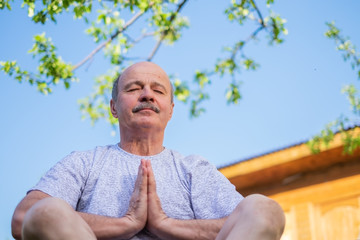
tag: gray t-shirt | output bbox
[31,144,243,239]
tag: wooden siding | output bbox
[219,128,360,240]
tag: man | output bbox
[11,62,285,240]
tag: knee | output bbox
[236,194,285,238]
[22,198,73,238]
[23,197,72,224]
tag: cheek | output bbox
[115,99,133,119]
[118,96,136,110]
[162,104,173,119]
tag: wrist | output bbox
[147,217,173,238]
[121,215,145,239]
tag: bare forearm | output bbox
[78,212,141,240]
[149,217,227,240]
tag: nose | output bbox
[139,86,154,102]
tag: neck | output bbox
[119,128,165,156]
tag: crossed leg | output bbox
[22,197,96,240]
[216,194,285,240]
[21,194,285,240]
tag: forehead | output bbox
[119,63,171,89]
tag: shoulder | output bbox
[67,144,116,156]
[167,149,206,162]
[182,153,214,169]
[184,154,211,165]
[61,144,117,165]
[167,149,216,173]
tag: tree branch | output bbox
[225,0,266,60]
[249,0,265,26]
[146,0,188,61]
[125,31,156,44]
[336,35,360,65]
[72,9,146,71]
[231,23,265,60]
[147,38,163,61]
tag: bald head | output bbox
[112,62,174,103]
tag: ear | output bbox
[110,99,119,119]
[168,102,174,121]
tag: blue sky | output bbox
[1,1,359,238]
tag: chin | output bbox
[133,119,159,129]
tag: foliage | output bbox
[0,32,77,94]
[307,22,360,154]
[0,0,287,127]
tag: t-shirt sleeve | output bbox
[185,155,243,219]
[29,151,92,209]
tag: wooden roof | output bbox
[219,128,360,195]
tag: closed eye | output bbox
[154,89,164,94]
[127,88,140,92]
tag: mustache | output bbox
[132,103,160,113]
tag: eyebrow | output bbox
[123,80,168,93]
[151,82,167,93]
[123,80,142,91]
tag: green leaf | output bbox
[0,0,13,10]
[173,79,190,102]
[225,82,241,104]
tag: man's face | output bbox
[110,62,174,132]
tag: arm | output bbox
[12,159,149,240]
[11,190,50,239]
[145,160,227,240]
[148,216,227,240]
[77,212,140,240]
[11,191,141,240]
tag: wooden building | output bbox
[219,128,360,240]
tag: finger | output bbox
[126,160,148,226]
[134,161,143,189]
[140,159,148,193]
[147,160,156,194]
[147,160,162,212]
[133,159,148,195]
[141,159,148,191]
[146,160,168,233]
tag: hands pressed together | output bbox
[124,159,171,238]
[101,159,225,240]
